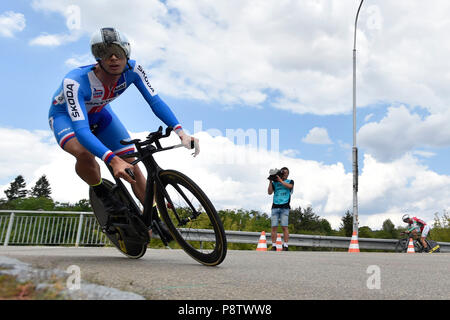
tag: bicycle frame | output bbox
[98,126,227,265]
[105,126,184,234]
[400,233,429,253]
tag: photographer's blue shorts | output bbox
[271,208,289,227]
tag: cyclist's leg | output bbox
[94,105,146,204]
[65,138,101,185]
[421,225,431,250]
[49,113,101,185]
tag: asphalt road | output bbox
[1,246,449,300]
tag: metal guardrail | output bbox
[0,210,108,247]
[1,210,449,252]
[186,229,450,252]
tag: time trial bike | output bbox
[89,126,227,266]
[395,232,440,253]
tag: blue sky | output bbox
[1,0,450,229]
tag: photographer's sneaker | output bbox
[282,244,289,251]
[271,246,277,251]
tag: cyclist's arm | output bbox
[131,62,182,133]
[63,78,116,164]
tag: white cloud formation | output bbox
[27,0,450,162]
[25,1,450,147]
[25,0,449,112]
[0,11,26,37]
[30,2,82,46]
[1,127,448,230]
[65,54,95,68]
[302,127,333,145]
[358,105,450,162]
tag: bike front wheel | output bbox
[155,170,227,266]
[394,238,408,252]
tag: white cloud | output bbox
[30,2,82,46]
[302,127,333,145]
[0,11,26,37]
[29,33,64,46]
[364,113,374,122]
[358,105,450,162]
[0,128,90,203]
[65,54,95,68]
[413,150,436,158]
[1,127,449,230]
[282,149,300,158]
[358,153,450,228]
[25,1,450,127]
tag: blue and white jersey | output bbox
[48,60,182,163]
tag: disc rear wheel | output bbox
[89,179,147,259]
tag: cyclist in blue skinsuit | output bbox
[48,27,199,214]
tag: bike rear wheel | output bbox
[89,179,147,259]
[155,170,227,266]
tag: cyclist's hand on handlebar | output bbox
[109,156,136,184]
[177,130,200,157]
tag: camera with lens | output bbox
[267,168,283,181]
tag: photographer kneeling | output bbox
[267,167,294,251]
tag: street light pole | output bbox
[352,0,364,237]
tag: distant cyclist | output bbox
[402,214,430,252]
[48,27,199,214]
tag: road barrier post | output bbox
[3,212,15,247]
[75,214,84,247]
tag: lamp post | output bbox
[352,0,364,236]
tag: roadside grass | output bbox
[0,273,67,300]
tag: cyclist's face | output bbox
[101,53,127,75]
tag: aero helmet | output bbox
[402,214,410,222]
[90,27,131,60]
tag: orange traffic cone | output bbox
[407,238,415,253]
[276,233,283,251]
[348,231,360,252]
[256,231,267,251]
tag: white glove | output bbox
[177,130,200,157]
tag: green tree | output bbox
[29,175,52,199]
[319,218,332,235]
[340,210,353,237]
[73,199,92,211]
[7,197,55,211]
[432,211,450,242]
[381,219,398,239]
[358,226,373,238]
[288,206,332,235]
[4,175,27,201]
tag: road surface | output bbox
[1,246,449,300]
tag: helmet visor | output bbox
[92,43,126,60]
